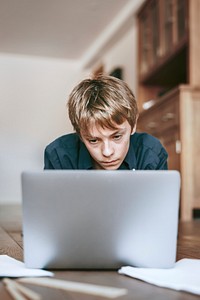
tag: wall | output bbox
[104,26,138,94]
[86,24,138,97]
[0,53,82,204]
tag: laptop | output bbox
[21,170,180,270]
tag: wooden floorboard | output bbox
[0,226,23,261]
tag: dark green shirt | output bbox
[44,132,168,170]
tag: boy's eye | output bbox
[113,134,122,140]
[88,139,98,144]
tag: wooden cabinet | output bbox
[136,0,200,221]
[139,0,188,81]
[137,88,180,171]
[137,85,200,221]
[137,0,188,112]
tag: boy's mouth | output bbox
[101,159,119,165]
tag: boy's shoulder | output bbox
[45,133,80,153]
[131,132,164,151]
[131,132,168,169]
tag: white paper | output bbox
[118,259,200,295]
[0,255,53,277]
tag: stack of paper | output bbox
[119,258,200,295]
[0,255,53,277]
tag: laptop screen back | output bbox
[22,170,180,269]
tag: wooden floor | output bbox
[0,204,200,300]
[0,205,23,261]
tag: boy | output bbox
[44,75,168,170]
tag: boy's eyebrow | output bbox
[83,128,127,139]
[113,128,126,133]
[110,128,127,135]
[81,133,97,139]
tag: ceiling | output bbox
[0,0,142,66]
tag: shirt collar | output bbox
[122,137,137,170]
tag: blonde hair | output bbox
[67,75,138,135]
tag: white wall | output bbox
[87,24,138,97]
[104,26,138,95]
[0,53,82,204]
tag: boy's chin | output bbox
[99,163,121,170]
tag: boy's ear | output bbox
[131,124,137,135]
[131,115,138,135]
[131,125,136,134]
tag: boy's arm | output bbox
[156,149,168,170]
[44,148,54,169]
[145,146,168,170]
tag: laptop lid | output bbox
[21,170,180,270]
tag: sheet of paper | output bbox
[0,255,53,277]
[118,258,200,295]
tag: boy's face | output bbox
[80,120,135,170]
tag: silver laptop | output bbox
[21,170,180,270]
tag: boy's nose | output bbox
[102,141,114,157]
